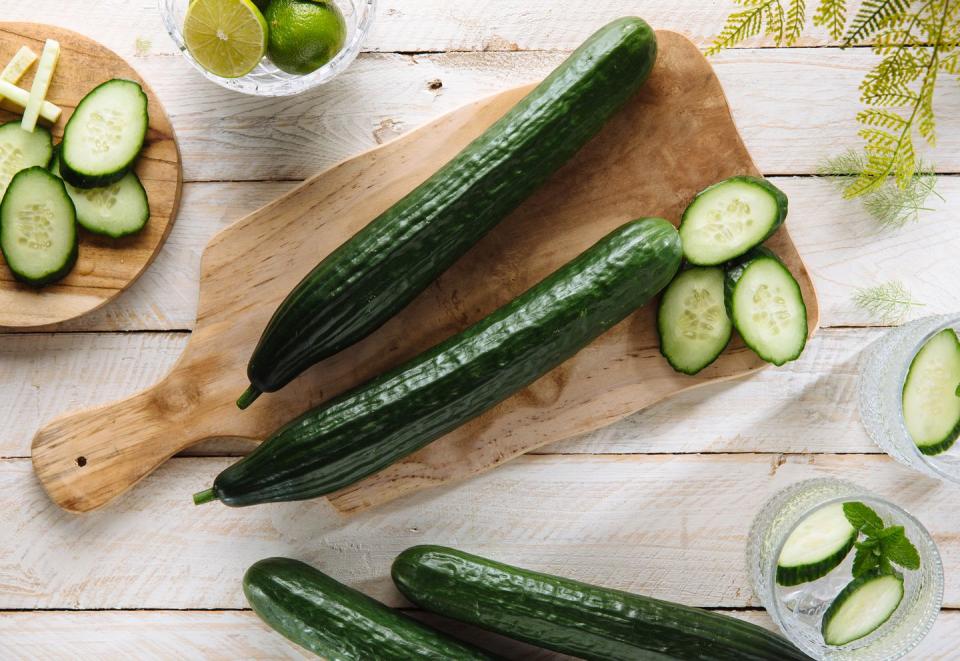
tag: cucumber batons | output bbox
[902,328,960,456]
[658,266,732,375]
[679,176,787,266]
[776,503,857,586]
[725,247,807,367]
[821,571,905,646]
[0,166,77,286]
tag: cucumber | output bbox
[0,166,77,286]
[59,79,148,188]
[391,545,810,661]
[51,153,149,238]
[821,571,904,646]
[776,503,857,586]
[679,176,788,266]
[0,121,53,199]
[657,266,732,374]
[725,247,807,366]
[195,218,681,507]
[243,557,497,660]
[21,39,60,133]
[902,328,960,456]
[237,17,659,408]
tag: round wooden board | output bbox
[0,23,181,328]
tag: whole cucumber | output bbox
[195,218,681,507]
[243,557,497,660]
[392,546,812,661]
[237,17,658,408]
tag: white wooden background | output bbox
[2,1,960,658]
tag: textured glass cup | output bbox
[158,0,376,96]
[859,314,960,483]
[747,479,942,660]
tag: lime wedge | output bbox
[184,0,268,78]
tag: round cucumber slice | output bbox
[51,154,149,238]
[679,176,787,266]
[902,328,960,456]
[0,121,53,199]
[657,266,732,375]
[776,502,857,586]
[822,571,904,646]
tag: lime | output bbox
[184,0,268,78]
[265,0,347,75]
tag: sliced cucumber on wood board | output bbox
[658,266,732,375]
[51,152,149,238]
[0,121,53,198]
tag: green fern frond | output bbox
[857,108,908,128]
[814,0,847,39]
[786,0,808,42]
[853,280,923,323]
[706,2,774,54]
[764,0,787,43]
[845,0,912,45]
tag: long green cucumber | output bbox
[237,17,659,408]
[195,218,681,507]
[392,546,812,661]
[243,557,497,660]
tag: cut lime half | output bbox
[184,0,268,79]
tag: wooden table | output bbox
[2,2,959,658]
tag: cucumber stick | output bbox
[0,47,38,99]
[243,557,497,660]
[679,176,787,266]
[657,266,732,375]
[902,328,960,456]
[51,153,149,238]
[238,17,659,408]
[725,247,807,366]
[821,571,904,646]
[0,79,61,124]
[21,39,59,133]
[196,218,681,507]
[0,121,53,198]
[60,79,148,188]
[776,503,856,586]
[0,166,77,286]
[391,546,810,661]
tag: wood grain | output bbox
[1,609,957,659]
[3,455,958,609]
[0,23,181,328]
[30,31,819,514]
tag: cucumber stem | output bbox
[193,488,217,505]
[236,385,261,410]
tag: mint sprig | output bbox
[844,502,920,577]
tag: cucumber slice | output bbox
[0,121,54,199]
[60,79,148,188]
[0,166,77,286]
[657,266,732,374]
[902,328,960,455]
[821,571,904,646]
[776,503,856,586]
[21,39,60,133]
[679,176,788,266]
[51,153,149,238]
[725,247,807,366]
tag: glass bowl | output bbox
[158,0,376,96]
[747,478,943,660]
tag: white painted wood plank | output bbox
[0,0,866,57]
[1,609,956,659]
[0,454,957,609]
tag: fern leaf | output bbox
[763,0,787,43]
[844,0,911,45]
[706,2,774,55]
[785,0,807,43]
[853,281,923,323]
[857,108,908,129]
[813,0,847,39]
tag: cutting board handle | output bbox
[31,375,202,513]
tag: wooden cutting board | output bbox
[0,23,181,328]
[32,31,819,514]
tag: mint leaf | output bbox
[877,525,905,539]
[844,501,884,535]
[852,545,879,577]
[882,529,921,570]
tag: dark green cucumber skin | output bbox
[392,546,811,661]
[60,79,148,189]
[0,167,78,287]
[917,430,959,456]
[209,218,681,506]
[680,176,788,266]
[724,246,807,366]
[243,17,658,398]
[243,557,497,661]
[821,570,904,646]
[776,533,856,587]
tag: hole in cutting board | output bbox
[75,456,87,467]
